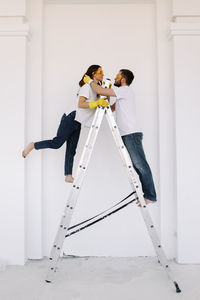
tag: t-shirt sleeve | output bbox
[112,86,123,100]
[79,84,90,99]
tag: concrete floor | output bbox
[0,257,200,300]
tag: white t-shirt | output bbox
[112,85,141,136]
[75,84,98,127]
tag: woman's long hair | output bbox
[79,65,101,87]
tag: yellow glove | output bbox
[88,97,109,110]
[89,101,99,109]
[83,74,93,84]
[98,97,109,107]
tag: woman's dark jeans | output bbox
[34,111,81,175]
[122,132,157,202]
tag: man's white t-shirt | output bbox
[112,85,141,136]
[75,84,98,127]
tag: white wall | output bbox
[173,0,200,16]
[174,35,200,263]
[0,37,27,265]
[42,2,159,257]
[0,0,28,265]
[171,10,200,262]
[0,0,26,16]
[2,0,200,265]
[155,0,177,259]
[26,0,43,259]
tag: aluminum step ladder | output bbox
[45,104,181,293]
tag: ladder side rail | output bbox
[48,107,103,260]
[49,107,104,260]
[49,107,105,260]
[105,107,177,285]
[76,107,106,183]
[77,107,101,175]
[105,107,145,205]
[138,207,175,280]
[58,107,106,237]
[46,107,105,282]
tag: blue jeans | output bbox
[34,111,81,175]
[122,132,157,201]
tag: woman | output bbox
[74,64,108,127]
[22,65,107,183]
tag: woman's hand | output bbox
[83,74,93,84]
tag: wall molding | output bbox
[170,22,200,36]
[45,0,155,4]
[0,18,30,38]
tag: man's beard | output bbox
[114,81,121,87]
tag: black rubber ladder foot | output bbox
[174,281,181,293]
[45,280,51,283]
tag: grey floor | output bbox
[0,257,200,300]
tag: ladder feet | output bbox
[45,280,51,283]
[174,281,181,293]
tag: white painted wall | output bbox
[0,0,28,263]
[42,2,159,257]
[1,0,200,265]
[0,0,26,16]
[156,0,176,259]
[172,30,200,263]
[25,0,43,259]
[0,37,27,265]
[170,0,200,264]
[173,0,200,16]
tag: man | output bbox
[84,69,157,205]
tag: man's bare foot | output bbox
[136,198,156,207]
[145,199,155,205]
[65,175,74,183]
[22,142,34,158]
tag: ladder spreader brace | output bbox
[65,191,137,238]
[45,105,181,293]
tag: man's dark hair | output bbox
[120,69,134,86]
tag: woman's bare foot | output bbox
[65,175,74,183]
[22,142,34,158]
[136,198,156,207]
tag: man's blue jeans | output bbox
[34,111,81,175]
[122,132,157,202]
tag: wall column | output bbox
[0,0,29,265]
[26,0,43,260]
[171,0,200,263]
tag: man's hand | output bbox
[98,97,109,107]
[89,97,109,109]
[83,74,93,84]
